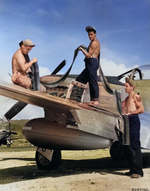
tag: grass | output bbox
[0,146,36,152]
[0,119,31,148]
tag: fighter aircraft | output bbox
[0,49,150,170]
[0,120,17,147]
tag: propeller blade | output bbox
[99,64,113,95]
[3,63,39,121]
[41,48,79,88]
[30,62,40,91]
[4,101,27,121]
[51,60,66,75]
[3,60,66,121]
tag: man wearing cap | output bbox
[76,26,100,105]
[122,77,144,178]
[11,39,37,89]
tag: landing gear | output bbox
[110,141,126,161]
[35,148,62,170]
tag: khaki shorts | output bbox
[11,71,31,89]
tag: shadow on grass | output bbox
[0,152,150,184]
[0,157,35,162]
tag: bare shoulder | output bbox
[123,96,129,103]
[125,96,129,101]
[13,49,23,59]
[133,93,141,102]
[96,38,100,44]
[94,39,100,46]
[91,39,99,46]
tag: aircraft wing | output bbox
[0,81,80,110]
[0,81,123,141]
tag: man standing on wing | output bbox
[76,26,100,105]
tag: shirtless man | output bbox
[122,77,144,178]
[76,26,100,105]
[11,39,37,88]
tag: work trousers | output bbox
[127,115,143,176]
[76,58,99,101]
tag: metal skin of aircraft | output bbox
[0,54,150,170]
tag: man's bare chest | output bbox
[126,97,136,109]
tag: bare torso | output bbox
[79,37,100,59]
[12,47,36,76]
[88,38,100,58]
[123,93,144,115]
[12,49,28,75]
[125,94,137,113]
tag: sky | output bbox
[0,0,150,120]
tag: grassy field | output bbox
[0,119,31,148]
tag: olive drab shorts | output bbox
[11,71,31,89]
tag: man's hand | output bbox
[26,68,32,74]
[79,45,87,55]
[32,57,37,63]
[80,45,87,50]
[126,112,132,116]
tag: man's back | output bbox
[89,38,100,58]
[12,49,27,75]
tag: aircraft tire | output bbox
[36,149,62,170]
[110,141,126,161]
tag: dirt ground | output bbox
[0,149,150,191]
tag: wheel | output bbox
[110,141,126,161]
[36,149,62,170]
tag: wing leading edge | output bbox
[0,81,80,110]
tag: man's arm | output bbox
[79,41,97,58]
[131,94,144,114]
[122,100,126,109]
[122,97,128,114]
[15,52,37,73]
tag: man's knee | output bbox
[12,72,31,89]
[19,76,31,89]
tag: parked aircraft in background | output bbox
[0,53,150,170]
[0,120,17,147]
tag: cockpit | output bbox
[118,65,150,83]
[133,65,150,80]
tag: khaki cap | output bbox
[125,77,135,87]
[85,26,96,33]
[23,39,35,47]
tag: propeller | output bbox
[51,59,66,75]
[99,64,114,95]
[41,47,80,88]
[3,101,27,122]
[3,60,66,121]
